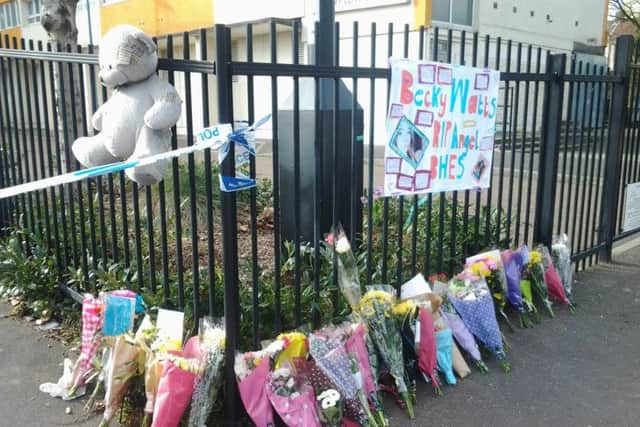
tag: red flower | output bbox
[281,336,291,348]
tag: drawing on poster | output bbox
[389,116,429,169]
[384,58,500,196]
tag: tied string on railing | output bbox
[0,114,271,200]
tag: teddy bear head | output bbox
[98,25,158,88]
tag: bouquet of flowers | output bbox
[435,327,456,385]
[130,315,161,427]
[67,295,104,396]
[509,246,539,323]
[294,358,345,427]
[416,306,442,395]
[501,249,533,328]
[275,332,309,368]
[234,340,285,427]
[325,224,362,310]
[433,281,488,373]
[266,363,321,427]
[359,287,415,419]
[188,318,226,427]
[538,245,574,312]
[344,323,388,426]
[308,331,378,426]
[552,234,574,303]
[99,334,143,427]
[392,300,419,403]
[152,336,202,427]
[523,248,554,317]
[447,273,510,372]
[466,251,515,331]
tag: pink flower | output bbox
[324,233,335,246]
[485,258,498,271]
[457,270,479,282]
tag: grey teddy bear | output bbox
[72,25,182,185]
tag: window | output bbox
[0,1,20,30]
[27,0,41,25]
[433,0,474,27]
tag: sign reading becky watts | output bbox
[384,58,500,196]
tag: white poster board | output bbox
[384,58,500,196]
[624,182,640,232]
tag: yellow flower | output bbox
[392,300,416,317]
[529,251,542,266]
[360,290,394,308]
[469,262,491,278]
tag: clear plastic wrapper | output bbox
[552,234,574,300]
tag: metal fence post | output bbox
[598,35,634,262]
[0,159,5,235]
[215,24,240,425]
[534,53,567,247]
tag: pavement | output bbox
[0,244,639,427]
[387,242,640,427]
[0,307,100,427]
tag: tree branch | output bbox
[612,0,640,34]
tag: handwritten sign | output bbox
[384,58,500,196]
[624,182,640,232]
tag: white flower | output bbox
[274,367,290,378]
[463,293,477,301]
[265,339,285,355]
[234,355,249,380]
[286,378,295,389]
[335,236,351,254]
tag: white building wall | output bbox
[20,23,47,43]
[477,0,606,51]
[76,0,101,46]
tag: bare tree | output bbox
[610,0,640,36]
[40,0,83,168]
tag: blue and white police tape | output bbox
[0,115,270,200]
[216,114,271,193]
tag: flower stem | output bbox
[519,313,533,329]
[499,310,516,332]
[499,359,511,374]
[501,333,511,353]
[544,300,555,318]
[84,380,102,413]
[400,391,415,419]
[475,360,489,374]
[358,391,380,427]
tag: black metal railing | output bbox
[0,23,639,424]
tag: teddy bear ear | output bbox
[117,31,157,65]
[132,31,157,55]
